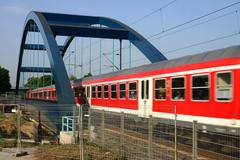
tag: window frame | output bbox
[111,84,117,99]
[97,85,102,99]
[103,84,109,99]
[191,73,210,102]
[91,85,96,98]
[86,86,90,98]
[215,71,233,102]
[128,81,137,100]
[154,78,167,101]
[171,76,186,101]
[119,83,126,99]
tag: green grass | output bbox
[0,113,6,120]
[34,140,123,160]
[0,139,38,148]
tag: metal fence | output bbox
[83,105,240,160]
[0,97,239,160]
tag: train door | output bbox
[138,78,153,117]
[86,85,91,105]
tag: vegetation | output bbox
[0,113,17,138]
[34,140,121,160]
[0,112,54,141]
[0,139,37,148]
[84,73,92,78]
[25,74,78,88]
[69,75,77,81]
[25,75,53,89]
[0,66,11,94]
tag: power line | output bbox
[148,1,240,39]
[64,0,177,58]
[129,0,177,26]
[66,1,240,76]
[65,1,240,63]
[164,32,240,55]
[102,3,240,57]
[115,32,240,68]
[152,9,238,41]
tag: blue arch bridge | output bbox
[15,11,167,131]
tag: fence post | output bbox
[174,105,177,160]
[16,104,22,154]
[120,111,124,157]
[37,111,42,143]
[79,105,84,160]
[73,105,76,143]
[66,117,69,132]
[148,115,153,160]
[101,110,105,147]
[62,117,64,131]
[192,120,198,160]
[88,107,91,141]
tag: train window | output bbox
[52,91,55,99]
[129,82,137,99]
[111,84,117,99]
[155,79,166,100]
[146,80,149,99]
[171,77,185,100]
[216,72,232,101]
[83,87,85,96]
[75,87,85,98]
[97,85,102,98]
[104,85,109,98]
[120,83,126,99]
[44,91,48,98]
[91,86,96,98]
[49,92,52,99]
[87,86,90,98]
[40,92,43,98]
[141,80,149,99]
[74,87,80,97]
[192,75,209,101]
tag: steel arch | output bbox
[16,11,167,105]
[16,12,75,104]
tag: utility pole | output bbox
[119,39,122,70]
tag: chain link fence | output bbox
[84,105,240,160]
[0,96,239,159]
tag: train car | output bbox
[26,83,85,104]
[74,45,240,134]
[27,45,240,134]
[26,85,57,101]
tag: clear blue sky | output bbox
[0,0,240,86]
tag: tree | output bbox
[0,66,11,94]
[25,75,53,89]
[83,73,92,78]
[69,75,77,81]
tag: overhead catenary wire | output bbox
[63,0,177,61]
[79,29,240,71]
[101,2,240,59]
[148,1,240,39]
[129,0,177,26]
[65,1,240,76]
[152,9,239,41]
[72,1,240,56]
[164,32,240,55]
[79,30,240,75]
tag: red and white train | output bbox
[26,45,240,133]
